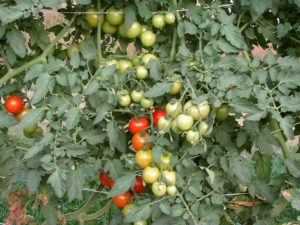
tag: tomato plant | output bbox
[1,0,300,225]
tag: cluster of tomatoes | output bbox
[84,7,175,48]
[3,96,42,138]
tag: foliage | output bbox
[0,0,300,224]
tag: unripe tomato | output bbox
[102,21,118,34]
[117,60,132,72]
[106,7,124,26]
[77,41,84,52]
[23,124,38,139]
[164,12,176,24]
[171,119,182,134]
[122,203,135,216]
[184,101,201,121]
[131,57,140,66]
[67,44,79,58]
[169,80,183,95]
[5,96,24,114]
[118,94,131,107]
[85,8,104,27]
[140,31,156,47]
[136,66,149,79]
[157,152,172,170]
[106,59,118,67]
[198,101,210,118]
[167,185,177,196]
[216,104,229,121]
[186,130,200,144]
[99,170,115,188]
[117,89,129,97]
[166,100,182,117]
[129,117,149,134]
[118,24,128,38]
[16,107,29,121]
[133,175,146,193]
[140,98,154,109]
[140,24,151,35]
[152,14,165,28]
[152,109,166,126]
[143,166,160,184]
[157,117,172,131]
[162,170,176,186]
[135,149,154,168]
[176,114,194,131]
[130,90,144,103]
[113,192,132,208]
[132,132,153,151]
[123,22,141,39]
[198,121,209,135]
[152,182,167,197]
[134,220,147,225]
[142,54,157,64]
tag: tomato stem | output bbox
[97,0,103,65]
[170,26,178,61]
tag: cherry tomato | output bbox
[176,114,194,131]
[142,54,157,64]
[5,96,24,115]
[112,192,132,208]
[169,80,183,95]
[184,101,200,121]
[132,132,153,151]
[157,152,172,170]
[135,149,154,168]
[171,119,183,134]
[134,220,147,225]
[157,117,172,131]
[152,182,167,197]
[123,203,135,216]
[118,60,132,72]
[162,170,176,186]
[136,66,148,79]
[118,94,131,107]
[140,31,156,47]
[186,130,200,144]
[118,23,128,38]
[198,101,210,118]
[142,166,160,184]
[152,14,165,28]
[85,8,104,28]
[99,170,115,188]
[133,175,146,194]
[216,104,229,121]
[119,22,141,39]
[198,121,209,135]
[129,117,149,134]
[106,7,124,26]
[167,186,177,196]
[67,44,79,58]
[131,57,141,66]
[130,90,144,103]
[102,21,118,34]
[164,12,176,24]
[140,98,154,109]
[16,107,29,121]
[166,100,182,117]
[23,124,38,139]
[152,109,166,126]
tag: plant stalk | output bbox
[97,0,102,66]
[170,27,178,61]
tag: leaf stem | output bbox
[173,0,186,47]
[170,26,178,61]
[97,0,102,66]
[178,193,198,225]
[82,200,112,221]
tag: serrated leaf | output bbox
[159,201,171,215]
[70,50,80,69]
[107,174,136,197]
[124,6,136,29]
[0,111,18,128]
[65,107,81,130]
[205,168,215,184]
[277,23,291,37]
[105,159,124,180]
[107,121,118,150]
[24,64,45,82]
[19,107,47,129]
[280,96,300,112]
[279,116,294,139]
[84,80,99,95]
[231,99,266,121]
[171,204,184,217]
[184,21,198,35]
[27,170,42,194]
[221,24,247,49]
[81,38,96,60]
[144,82,172,98]
[125,206,151,223]
[7,29,26,57]
[137,1,152,20]
[147,60,161,81]
[24,133,54,159]
[65,144,89,157]
[264,51,277,65]
[254,152,272,181]
[67,169,84,201]
[32,73,52,104]
[94,103,111,124]
[47,167,67,198]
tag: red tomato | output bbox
[129,117,149,134]
[132,132,153,151]
[113,192,132,208]
[152,109,166,126]
[5,96,24,114]
[133,175,146,194]
[99,170,115,188]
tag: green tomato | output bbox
[152,14,165,28]
[117,89,129,97]
[157,117,172,131]
[134,220,147,225]
[198,121,209,135]
[136,66,148,79]
[124,22,141,39]
[171,119,182,134]
[67,44,79,58]
[131,57,140,66]
[130,90,144,103]
[216,104,229,121]
[106,7,124,26]
[176,114,194,131]
[140,31,156,47]
[167,185,177,196]
[23,124,38,139]
[142,54,157,64]
[162,170,176,186]
[85,8,104,28]
[152,182,167,197]
[169,80,183,95]
[186,130,200,144]
[164,12,176,24]
[140,98,154,109]
[118,23,127,38]
[166,100,182,117]
[198,101,210,118]
[184,101,201,121]
[117,60,132,72]
[118,94,131,107]
[102,21,118,34]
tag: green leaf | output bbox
[67,169,84,201]
[105,159,124,180]
[218,9,236,25]
[205,168,215,184]
[280,96,300,112]
[144,82,173,98]
[65,107,81,130]
[65,144,89,157]
[171,204,184,217]
[125,205,151,223]
[285,155,300,178]
[24,64,45,82]
[189,143,206,155]
[27,170,42,194]
[250,0,273,21]
[94,103,111,124]
[70,50,80,69]
[0,111,18,128]
[84,80,99,95]
[231,99,266,121]
[147,60,161,81]
[107,121,118,150]
[32,73,52,104]
[76,0,91,4]
[264,51,277,65]
[19,107,47,129]
[184,21,198,35]
[253,152,272,182]
[178,46,190,57]
[23,133,54,159]
[215,39,239,53]
[124,6,136,29]
[137,1,152,20]
[7,29,27,57]
[107,173,136,197]
[221,24,247,49]
[81,38,96,60]
[159,200,171,215]
[279,116,294,139]
[211,193,225,205]
[47,167,67,198]
[277,23,291,37]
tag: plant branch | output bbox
[0,16,75,87]
[173,0,186,47]
[0,50,11,70]
[97,0,102,65]
[82,200,112,221]
[170,26,178,61]
[178,193,198,225]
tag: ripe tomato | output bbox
[176,114,194,131]
[157,117,172,131]
[216,104,229,121]
[140,98,154,109]
[143,166,160,184]
[106,7,124,26]
[152,182,167,197]
[152,109,166,126]
[167,185,177,196]
[130,90,144,103]
[120,22,141,39]
[164,12,176,24]
[118,60,132,72]
[5,96,24,114]
[140,31,156,47]
[135,149,154,168]
[152,14,165,28]
[129,117,149,134]
[142,54,157,64]
[134,220,147,225]
[157,152,172,170]
[16,107,29,121]
[112,192,132,208]
[169,80,183,95]
[133,175,146,194]
[67,44,79,58]
[99,170,115,188]
[162,170,176,185]
[85,8,104,28]
[132,132,153,151]
[136,65,149,79]
[102,21,118,34]
[186,130,200,144]
[166,100,182,116]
